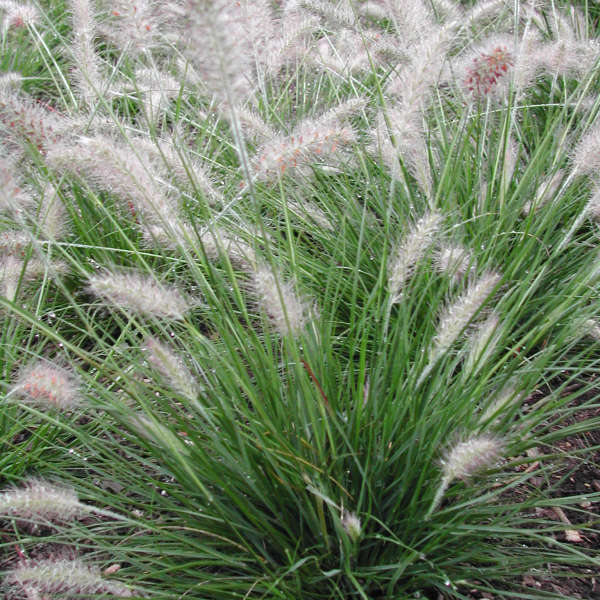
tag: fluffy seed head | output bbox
[87,270,191,320]
[572,122,600,178]
[434,244,473,283]
[68,0,103,107]
[433,271,501,359]
[480,383,522,425]
[2,558,133,599]
[12,361,80,410]
[441,435,503,482]
[585,186,600,222]
[341,510,361,542]
[464,312,501,375]
[144,337,197,401]
[251,265,315,336]
[388,211,442,302]
[460,38,514,100]
[0,479,90,530]
[0,1,39,34]
[584,318,600,341]
[46,135,178,224]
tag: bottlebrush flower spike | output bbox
[0,92,80,156]
[426,434,504,519]
[432,271,501,360]
[250,100,362,183]
[37,182,68,240]
[0,156,33,213]
[461,39,514,100]
[341,509,361,542]
[388,211,442,302]
[434,244,474,283]
[68,0,103,107]
[129,68,180,123]
[11,361,81,410]
[88,269,192,320]
[251,264,315,336]
[184,0,271,105]
[0,479,91,530]
[479,383,522,426]
[2,558,134,598]
[144,336,197,401]
[98,0,163,55]
[441,435,504,483]
[572,122,600,178]
[464,312,501,375]
[0,71,22,91]
[47,135,179,224]
[133,133,223,206]
[0,1,39,34]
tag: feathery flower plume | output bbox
[0,93,78,155]
[129,413,191,456]
[144,337,197,401]
[585,186,600,223]
[2,558,133,598]
[260,10,317,79]
[426,434,504,519]
[135,135,223,205]
[388,211,442,302]
[572,122,600,178]
[340,509,361,542]
[431,271,501,360]
[457,37,514,100]
[250,100,363,183]
[47,135,178,224]
[522,169,565,216]
[464,312,501,375]
[585,318,600,341]
[11,361,80,410]
[129,68,180,123]
[540,38,600,78]
[0,157,33,213]
[0,479,91,530]
[287,200,333,231]
[313,28,397,78]
[0,1,39,34]
[0,71,22,91]
[98,0,165,55]
[37,182,68,240]
[458,0,511,30]
[1,256,69,301]
[479,383,522,426]
[379,0,436,49]
[300,0,355,27]
[251,264,315,336]
[68,0,103,107]
[87,269,192,320]
[369,108,433,195]
[184,0,273,105]
[0,230,30,256]
[434,244,474,283]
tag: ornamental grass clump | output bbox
[1,1,600,599]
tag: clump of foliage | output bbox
[1,1,600,598]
